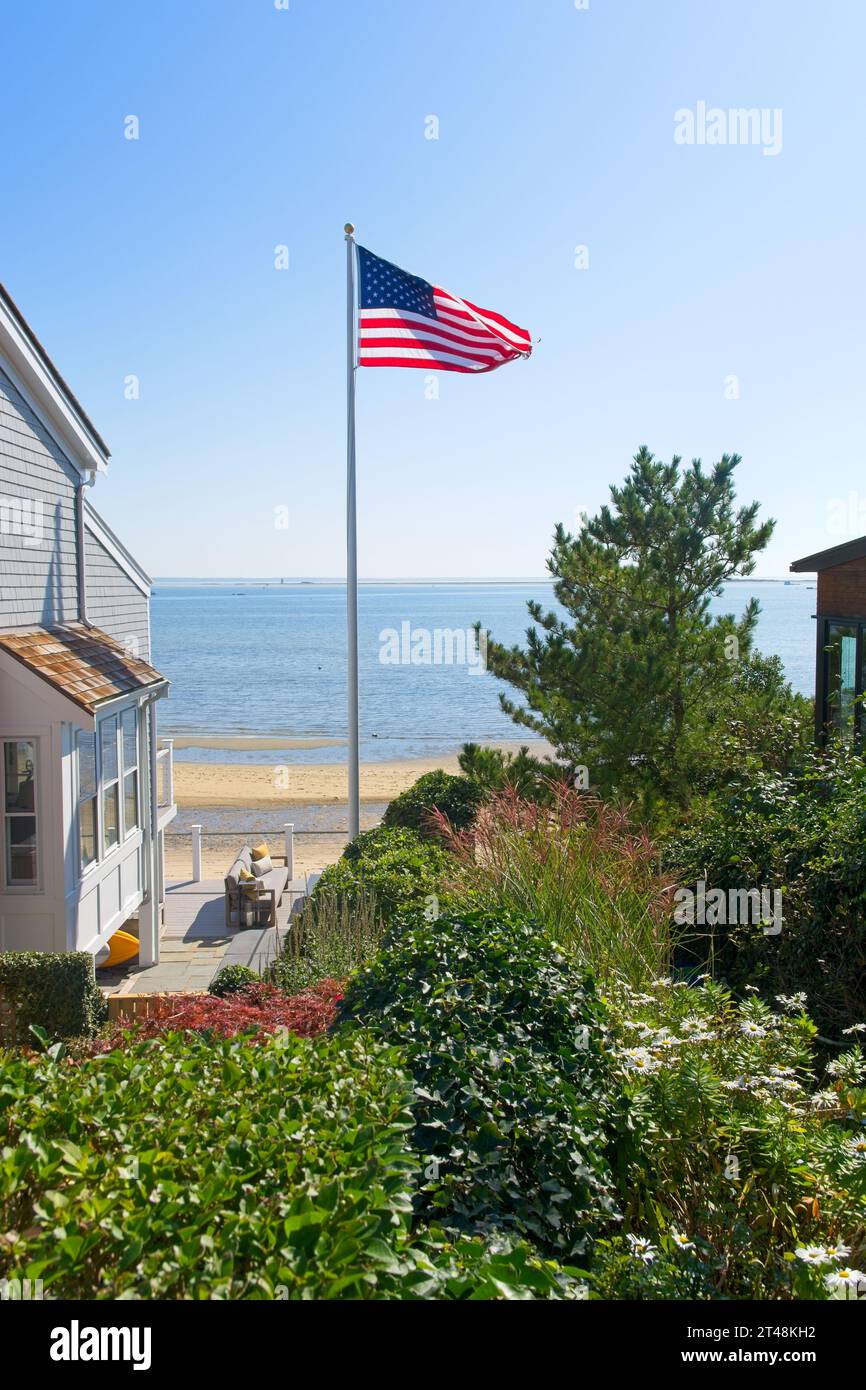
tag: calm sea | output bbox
[151,580,817,765]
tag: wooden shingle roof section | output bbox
[0,623,166,712]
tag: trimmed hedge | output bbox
[0,952,106,1045]
[311,825,453,921]
[337,906,618,1258]
[382,770,483,839]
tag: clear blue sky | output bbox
[2,0,864,579]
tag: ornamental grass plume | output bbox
[432,782,675,988]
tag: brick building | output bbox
[791,537,866,742]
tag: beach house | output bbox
[0,285,175,964]
[791,535,866,744]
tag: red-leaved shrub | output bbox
[88,980,343,1055]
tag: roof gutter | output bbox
[76,472,97,625]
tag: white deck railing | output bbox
[156,738,174,809]
[189,823,295,884]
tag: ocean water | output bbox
[151,580,817,765]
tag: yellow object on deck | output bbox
[98,929,139,969]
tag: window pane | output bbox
[4,740,36,813]
[124,771,139,832]
[77,730,97,800]
[826,623,858,739]
[122,708,138,773]
[103,783,119,850]
[100,717,118,784]
[6,815,37,885]
[80,797,97,869]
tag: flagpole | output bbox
[345,223,361,841]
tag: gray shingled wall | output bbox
[84,527,150,660]
[0,365,81,628]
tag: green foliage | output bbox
[313,825,453,921]
[582,1236,717,1300]
[382,769,483,838]
[0,1029,591,1300]
[337,906,618,1258]
[440,784,672,989]
[209,964,259,997]
[605,977,866,1299]
[479,447,780,809]
[664,743,866,1037]
[458,742,566,802]
[0,952,106,1045]
[689,654,812,795]
[269,889,385,995]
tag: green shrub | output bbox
[209,964,259,997]
[458,742,566,802]
[605,976,866,1299]
[337,906,618,1258]
[313,825,453,922]
[269,889,384,996]
[664,743,866,1037]
[0,952,106,1045]
[0,1030,411,1298]
[0,1029,588,1299]
[382,770,483,839]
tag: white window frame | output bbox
[121,706,139,840]
[1,735,42,893]
[76,728,99,878]
[99,714,121,858]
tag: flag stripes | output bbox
[356,246,532,374]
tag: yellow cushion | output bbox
[238,866,258,898]
[250,842,270,862]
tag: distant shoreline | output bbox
[152,577,816,588]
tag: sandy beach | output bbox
[163,740,554,882]
[171,754,462,808]
[165,753,462,881]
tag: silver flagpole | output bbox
[345,223,361,841]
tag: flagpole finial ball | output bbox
[344,223,355,235]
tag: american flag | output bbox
[357,246,532,374]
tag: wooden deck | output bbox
[106,877,308,995]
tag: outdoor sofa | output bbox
[224,844,290,929]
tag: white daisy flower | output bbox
[845,1137,866,1158]
[794,1245,828,1265]
[776,993,807,1012]
[809,1089,837,1110]
[626,1234,657,1263]
[621,1047,660,1073]
[670,1230,695,1251]
[824,1243,851,1261]
[825,1267,866,1292]
[843,1023,866,1035]
[740,1020,767,1038]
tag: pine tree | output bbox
[480,447,776,806]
